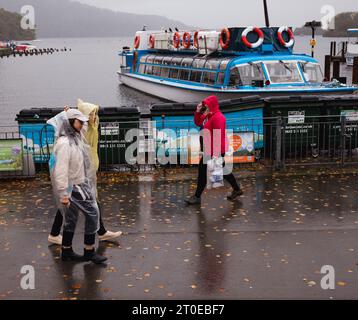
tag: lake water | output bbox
[0,35,354,127]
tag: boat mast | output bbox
[263,0,270,27]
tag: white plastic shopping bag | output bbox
[207,157,224,189]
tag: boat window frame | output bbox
[298,61,324,83]
[233,62,266,86]
[201,71,218,86]
[263,60,305,84]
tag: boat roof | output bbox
[229,54,318,65]
[347,29,358,33]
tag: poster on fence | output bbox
[187,131,256,165]
[0,139,23,172]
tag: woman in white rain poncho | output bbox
[48,109,107,264]
[48,100,122,246]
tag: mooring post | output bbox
[275,117,283,170]
[324,55,331,81]
[332,59,340,80]
[353,57,358,85]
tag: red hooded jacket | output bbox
[194,95,229,157]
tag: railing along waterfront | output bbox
[1,115,358,178]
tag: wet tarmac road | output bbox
[1,169,358,300]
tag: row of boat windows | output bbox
[139,54,233,71]
[138,63,226,85]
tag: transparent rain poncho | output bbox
[47,111,99,235]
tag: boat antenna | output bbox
[142,25,148,31]
[263,0,270,27]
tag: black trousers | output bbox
[50,202,107,238]
[195,155,240,198]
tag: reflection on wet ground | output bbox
[0,169,358,299]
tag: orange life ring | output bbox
[149,35,155,49]
[183,32,191,49]
[241,27,264,49]
[194,31,199,48]
[134,35,140,49]
[173,32,181,49]
[220,28,231,50]
[277,26,295,48]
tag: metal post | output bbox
[353,57,358,85]
[324,55,331,81]
[341,115,346,166]
[311,26,315,57]
[275,117,283,170]
[332,60,340,80]
[263,0,270,27]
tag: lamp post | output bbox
[304,20,322,58]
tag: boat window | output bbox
[192,59,206,69]
[140,55,148,63]
[237,63,265,86]
[138,64,146,74]
[216,72,226,85]
[265,61,303,83]
[228,67,241,87]
[146,55,155,64]
[154,56,164,65]
[162,57,173,65]
[160,67,170,78]
[202,71,217,85]
[189,70,203,82]
[152,66,162,76]
[169,68,180,79]
[172,57,184,67]
[145,65,153,75]
[220,59,232,70]
[178,69,190,81]
[205,59,220,70]
[181,58,193,68]
[299,62,324,83]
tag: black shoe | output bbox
[83,249,108,265]
[227,189,244,201]
[185,195,201,205]
[61,247,83,262]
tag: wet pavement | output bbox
[1,168,358,300]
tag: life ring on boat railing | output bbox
[149,35,155,49]
[193,31,199,48]
[183,32,191,49]
[220,28,231,50]
[241,27,264,49]
[173,32,181,49]
[277,26,295,48]
[134,35,140,49]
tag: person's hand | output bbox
[64,106,70,112]
[60,196,70,207]
[196,103,203,113]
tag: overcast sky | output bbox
[75,0,358,28]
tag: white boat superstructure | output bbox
[347,29,358,67]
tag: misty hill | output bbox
[0,8,35,40]
[0,0,192,38]
[295,11,358,37]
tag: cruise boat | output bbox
[346,28,358,67]
[117,27,358,102]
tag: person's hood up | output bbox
[202,95,220,113]
[77,99,99,117]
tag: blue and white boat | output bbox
[118,27,358,103]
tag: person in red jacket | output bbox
[186,95,243,205]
